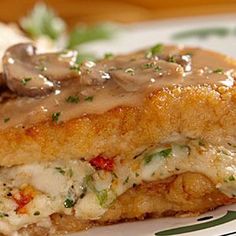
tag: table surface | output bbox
[0,0,236,25]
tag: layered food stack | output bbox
[0,43,235,235]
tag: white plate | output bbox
[73,14,236,236]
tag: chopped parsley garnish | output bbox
[143,62,154,69]
[228,175,235,181]
[154,66,162,72]
[52,112,61,123]
[21,77,32,85]
[66,95,80,104]
[168,56,176,63]
[104,52,114,60]
[135,172,139,177]
[70,64,81,73]
[213,68,224,74]
[125,68,135,75]
[55,167,65,175]
[3,117,10,123]
[33,211,40,216]
[144,148,172,164]
[84,96,94,102]
[146,43,163,58]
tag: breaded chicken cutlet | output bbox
[0,43,235,235]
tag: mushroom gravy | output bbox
[0,43,235,129]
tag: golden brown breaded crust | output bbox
[15,172,236,236]
[1,85,236,166]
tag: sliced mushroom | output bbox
[2,43,79,97]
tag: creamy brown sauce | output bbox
[0,45,236,129]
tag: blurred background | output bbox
[1,0,236,25]
[0,0,236,61]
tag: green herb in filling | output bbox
[96,189,108,207]
[64,187,77,208]
[84,175,108,207]
[33,211,40,216]
[64,197,75,208]
[144,148,172,164]
[55,167,65,175]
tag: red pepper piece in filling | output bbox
[13,187,35,214]
[89,156,114,171]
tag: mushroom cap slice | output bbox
[2,43,79,97]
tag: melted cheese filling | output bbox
[0,139,236,235]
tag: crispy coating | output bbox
[0,85,236,166]
[16,172,235,236]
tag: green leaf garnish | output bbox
[66,96,80,104]
[67,24,115,49]
[144,148,172,164]
[146,43,163,58]
[20,3,65,40]
[76,53,97,64]
[172,27,230,40]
